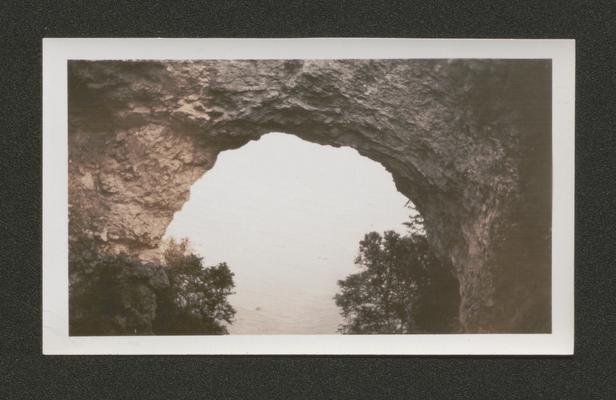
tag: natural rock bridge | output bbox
[68,59,551,333]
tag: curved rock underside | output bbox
[68,59,551,333]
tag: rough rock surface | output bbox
[68,59,551,333]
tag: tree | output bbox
[69,236,236,335]
[335,221,459,334]
[154,238,236,335]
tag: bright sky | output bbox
[164,132,410,334]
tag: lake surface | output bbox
[164,133,409,334]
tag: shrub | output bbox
[154,238,236,335]
[335,229,459,334]
[69,236,236,335]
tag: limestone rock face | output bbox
[68,59,551,333]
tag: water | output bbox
[164,133,409,334]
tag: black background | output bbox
[1,1,615,398]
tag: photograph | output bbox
[43,39,574,354]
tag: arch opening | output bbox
[163,132,456,334]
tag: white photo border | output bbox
[43,38,575,355]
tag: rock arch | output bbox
[68,59,551,333]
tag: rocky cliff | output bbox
[68,59,551,333]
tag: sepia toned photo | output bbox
[43,39,574,354]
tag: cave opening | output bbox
[163,132,433,334]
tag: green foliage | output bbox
[162,238,198,270]
[335,227,459,334]
[69,236,236,335]
[401,200,426,235]
[154,238,236,335]
[69,237,169,335]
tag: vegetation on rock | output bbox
[335,211,459,334]
[155,238,236,335]
[69,237,235,335]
